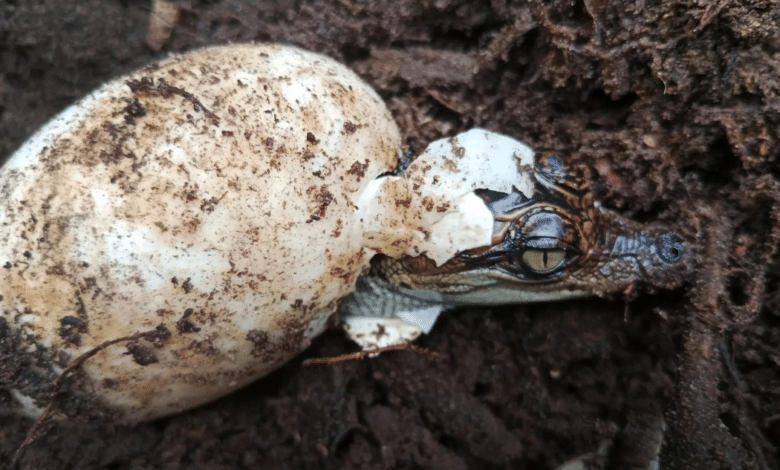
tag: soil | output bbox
[1,1,780,469]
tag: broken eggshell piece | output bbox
[358,129,535,265]
[0,43,404,423]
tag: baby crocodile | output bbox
[342,129,689,349]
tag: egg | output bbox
[0,43,404,423]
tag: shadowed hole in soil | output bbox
[623,199,673,224]
[473,382,490,398]
[428,17,499,46]
[505,28,541,76]
[681,133,740,188]
[436,432,462,455]
[426,92,463,125]
[718,398,743,441]
[583,90,639,129]
[209,16,242,32]
[340,43,371,62]
[727,272,751,307]
[550,89,638,129]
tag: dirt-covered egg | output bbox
[0,43,402,423]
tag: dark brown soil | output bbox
[2,1,780,469]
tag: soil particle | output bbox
[177,308,201,334]
[2,0,780,469]
[246,329,276,361]
[58,316,88,346]
[125,340,159,366]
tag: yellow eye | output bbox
[521,249,567,274]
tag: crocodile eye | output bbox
[521,248,567,274]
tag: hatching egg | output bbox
[0,44,690,425]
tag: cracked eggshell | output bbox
[359,129,535,265]
[0,43,401,423]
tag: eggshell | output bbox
[0,43,401,423]
[359,128,535,265]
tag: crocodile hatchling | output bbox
[0,43,689,424]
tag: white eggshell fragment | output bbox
[342,317,425,350]
[0,43,401,423]
[358,128,535,265]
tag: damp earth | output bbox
[2,1,780,469]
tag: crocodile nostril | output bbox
[655,233,685,263]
